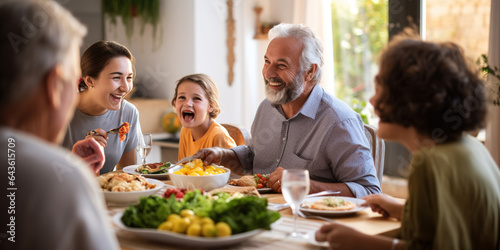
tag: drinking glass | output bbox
[137,133,152,165]
[281,169,310,238]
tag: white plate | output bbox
[227,184,273,194]
[113,212,266,247]
[123,164,169,179]
[299,196,367,215]
[102,178,164,204]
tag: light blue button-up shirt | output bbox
[233,85,381,197]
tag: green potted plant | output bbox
[102,0,161,49]
[478,54,500,105]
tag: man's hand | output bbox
[72,138,105,175]
[192,147,227,165]
[192,147,243,175]
[266,166,284,193]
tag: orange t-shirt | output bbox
[178,120,236,160]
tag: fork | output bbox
[106,123,127,134]
[86,123,127,136]
[174,156,196,166]
[307,190,341,198]
[297,209,337,223]
[268,190,341,210]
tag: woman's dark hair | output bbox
[374,38,487,143]
[79,41,135,92]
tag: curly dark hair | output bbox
[374,38,487,143]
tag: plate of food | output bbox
[229,174,273,193]
[300,196,367,215]
[123,162,172,179]
[98,172,164,204]
[113,212,267,248]
[113,190,282,248]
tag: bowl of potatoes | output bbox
[167,159,230,191]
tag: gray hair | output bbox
[0,0,87,107]
[268,23,324,84]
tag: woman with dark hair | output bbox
[63,41,142,174]
[315,38,500,249]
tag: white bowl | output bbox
[167,165,230,191]
[102,178,164,204]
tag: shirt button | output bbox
[276,159,279,163]
[282,137,286,141]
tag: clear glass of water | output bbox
[281,169,310,238]
[137,133,152,165]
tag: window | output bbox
[331,0,388,124]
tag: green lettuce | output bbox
[121,195,182,228]
[209,195,281,234]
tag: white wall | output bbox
[61,0,103,50]
[104,0,196,102]
[192,0,244,127]
[102,0,297,130]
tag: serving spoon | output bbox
[174,156,196,166]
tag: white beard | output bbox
[265,71,305,105]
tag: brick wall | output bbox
[426,0,491,62]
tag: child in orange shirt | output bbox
[172,74,236,160]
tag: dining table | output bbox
[105,177,402,250]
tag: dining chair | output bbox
[221,124,251,146]
[363,124,385,184]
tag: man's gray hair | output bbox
[0,0,87,106]
[268,23,324,84]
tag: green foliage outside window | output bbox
[477,54,500,106]
[351,98,370,124]
[331,0,388,123]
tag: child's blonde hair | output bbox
[171,73,221,118]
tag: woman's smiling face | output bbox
[174,80,213,129]
[89,56,133,112]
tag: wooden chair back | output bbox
[221,124,251,146]
[363,124,385,184]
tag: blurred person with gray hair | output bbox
[194,23,380,198]
[0,1,118,249]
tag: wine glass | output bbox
[137,133,152,165]
[281,169,310,238]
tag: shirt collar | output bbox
[271,84,323,120]
[298,84,322,120]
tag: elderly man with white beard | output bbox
[194,23,380,198]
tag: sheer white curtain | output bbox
[292,0,335,95]
[485,0,500,166]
